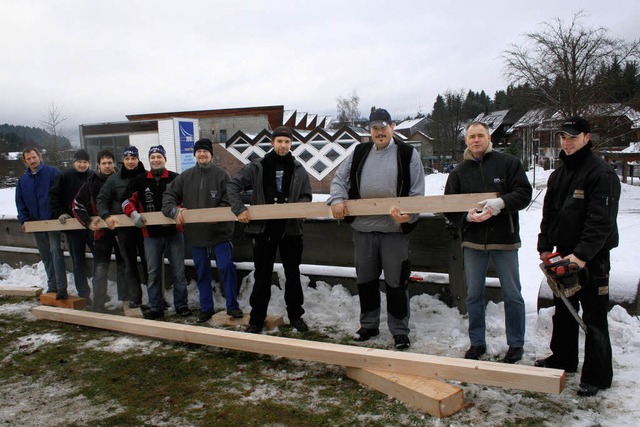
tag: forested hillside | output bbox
[0,123,71,152]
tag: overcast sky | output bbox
[1,0,638,145]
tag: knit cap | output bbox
[148,145,167,159]
[122,146,139,158]
[73,149,90,162]
[193,138,213,156]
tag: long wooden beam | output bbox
[23,193,496,232]
[32,306,565,394]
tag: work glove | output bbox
[58,214,71,224]
[479,198,505,216]
[130,210,146,228]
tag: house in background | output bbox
[79,105,332,174]
[394,117,429,138]
[473,109,523,151]
[224,125,369,193]
[79,105,375,193]
[393,117,436,173]
[508,104,640,170]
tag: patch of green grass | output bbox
[0,303,430,426]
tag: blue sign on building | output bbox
[179,121,195,171]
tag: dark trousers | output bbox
[65,230,93,298]
[92,230,126,308]
[249,233,304,326]
[549,251,613,388]
[116,228,147,304]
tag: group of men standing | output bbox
[15,109,620,396]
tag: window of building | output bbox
[85,135,130,165]
[220,129,228,143]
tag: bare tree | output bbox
[502,11,640,117]
[336,90,361,125]
[38,101,71,167]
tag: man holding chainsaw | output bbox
[536,116,620,397]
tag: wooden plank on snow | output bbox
[23,193,496,232]
[31,306,565,394]
[346,367,464,418]
[0,286,43,297]
[210,311,284,329]
[39,292,87,309]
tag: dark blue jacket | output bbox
[15,162,61,224]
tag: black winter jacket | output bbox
[537,143,620,262]
[49,167,93,217]
[227,151,312,236]
[97,162,146,219]
[445,147,532,250]
[72,172,111,239]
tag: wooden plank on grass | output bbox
[346,367,464,418]
[210,311,284,329]
[23,193,496,232]
[32,306,565,394]
[0,286,43,297]
[39,292,86,309]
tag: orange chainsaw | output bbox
[539,252,586,332]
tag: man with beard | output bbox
[49,149,94,300]
[122,145,191,320]
[228,126,312,334]
[163,138,242,323]
[96,146,148,309]
[328,108,425,350]
[73,150,126,311]
[536,117,620,396]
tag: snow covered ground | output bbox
[1,169,640,425]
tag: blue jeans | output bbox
[143,234,189,313]
[191,242,239,314]
[463,247,525,348]
[34,231,67,292]
[65,230,92,298]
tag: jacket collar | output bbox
[463,141,493,161]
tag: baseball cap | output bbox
[369,108,393,127]
[556,116,591,136]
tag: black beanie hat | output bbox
[74,149,90,162]
[193,138,214,156]
[272,126,293,140]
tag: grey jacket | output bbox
[328,140,425,233]
[162,162,234,247]
[227,153,312,236]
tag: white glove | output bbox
[130,210,146,228]
[58,214,71,224]
[479,198,505,216]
